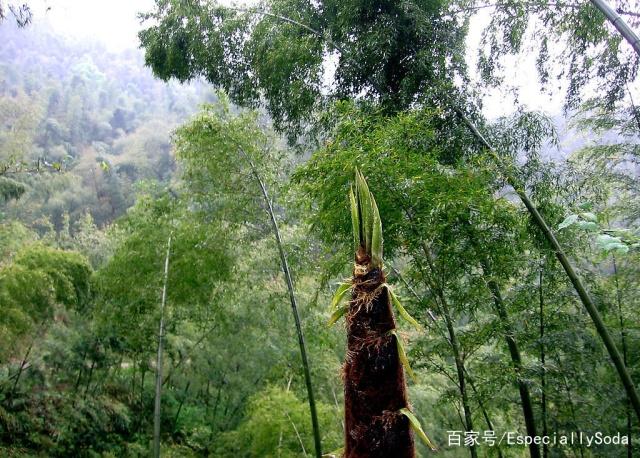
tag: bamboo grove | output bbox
[1,0,640,456]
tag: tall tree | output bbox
[139,0,470,141]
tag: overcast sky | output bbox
[24,0,638,119]
[29,0,155,51]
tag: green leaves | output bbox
[0,177,26,202]
[558,212,599,232]
[557,211,634,254]
[349,187,360,251]
[388,329,416,382]
[351,169,383,268]
[328,282,352,326]
[387,287,422,331]
[576,221,598,232]
[330,282,352,312]
[328,305,348,326]
[558,214,579,230]
[355,169,372,252]
[399,408,437,451]
[596,234,629,254]
[140,0,465,141]
[371,195,382,268]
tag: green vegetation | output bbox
[2,1,640,457]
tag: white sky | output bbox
[466,10,565,118]
[24,0,639,119]
[29,0,155,51]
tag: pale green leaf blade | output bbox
[558,214,578,230]
[596,234,629,254]
[370,191,383,268]
[356,169,372,253]
[389,329,416,382]
[576,221,598,231]
[580,212,598,222]
[328,305,348,326]
[331,282,352,311]
[399,408,438,451]
[388,288,422,331]
[350,186,361,250]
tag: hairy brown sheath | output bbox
[342,171,415,458]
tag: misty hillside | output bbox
[0,21,213,230]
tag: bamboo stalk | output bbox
[539,265,549,458]
[482,261,540,458]
[613,256,633,458]
[589,0,640,55]
[153,235,172,458]
[239,150,322,458]
[456,108,640,422]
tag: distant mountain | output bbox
[0,21,215,229]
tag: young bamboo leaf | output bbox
[580,212,598,222]
[399,408,438,451]
[576,221,598,232]
[356,169,372,253]
[349,186,360,249]
[596,234,630,254]
[331,282,352,311]
[370,191,383,268]
[328,305,348,326]
[389,329,416,382]
[387,287,422,331]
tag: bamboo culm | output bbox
[153,235,172,458]
[241,151,322,458]
[456,109,640,422]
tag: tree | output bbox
[214,386,341,457]
[292,102,640,455]
[139,0,470,141]
[0,243,91,364]
[95,189,233,383]
[474,0,640,109]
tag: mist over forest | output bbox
[1,21,214,230]
[1,1,639,457]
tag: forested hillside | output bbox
[0,21,212,231]
[1,1,640,457]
